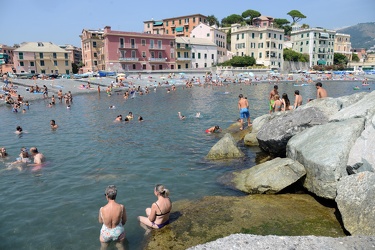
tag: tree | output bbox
[287,10,307,24]
[207,15,220,27]
[72,62,79,74]
[274,18,291,35]
[351,53,360,62]
[221,14,243,27]
[283,48,309,62]
[334,53,349,65]
[241,9,261,25]
[218,56,256,67]
[301,23,310,29]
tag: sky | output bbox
[1,0,374,47]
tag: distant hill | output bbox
[337,22,375,49]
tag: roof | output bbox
[253,15,273,21]
[14,42,69,53]
[176,37,216,46]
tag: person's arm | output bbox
[122,205,127,225]
[98,208,103,224]
[148,203,157,222]
[282,100,286,111]
[317,89,320,99]
[293,97,298,109]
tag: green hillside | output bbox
[337,22,375,49]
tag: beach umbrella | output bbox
[248,72,254,77]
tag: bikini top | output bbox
[155,200,171,216]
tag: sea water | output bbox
[0,80,370,249]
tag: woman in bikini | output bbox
[99,185,127,250]
[138,184,172,229]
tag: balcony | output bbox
[148,58,167,62]
[119,57,139,62]
[184,22,189,26]
[119,44,138,49]
[176,57,191,61]
[149,45,165,50]
[176,46,192,50]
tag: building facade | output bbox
[0,44,15,74]
[190,22,227,63]
[175,37,217,69]
[59,44,82,65]
[231,23,284,69]
[13,42,72,75]
[102,26,176,71]
[143,14,208,37]
[291,26,336,67]
[80,29,105,73]
[334,33,352,61]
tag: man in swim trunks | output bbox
[269,85,278,114]
[29,147,45,166]
[238,94,251,131]
[99,185,127,250]
[316,82,328,99]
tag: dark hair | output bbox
[16,126,22,132]
[105,185,117,200]
[282,93,290,107]
[274,85,278,89]
[239,94,243,98]
[51,120,55,124]
[295,90,300,95]
[315,82,322,87]
[215,125,220,130]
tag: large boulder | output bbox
[336,171,375,235]
[244,132,258,146]
[337,91,368,109]
[231,157,306,194]
[257,107,328,156]
[206,133,244,160]
[347,115,375,173]
[287,118,365,199]
[299,97,342,118]
[243,114,271,146]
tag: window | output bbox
[274,34,276,39]
[204,63,207,68]
[19,52,23,59]
[259,52,262,58]
[158,40,162,49]
[166,30,169,34]
[177,52,181,58]
[172,20,175,25]
[93,41,97,47]
[252,33,255,39]
[280,35,282,40]
[236,34,239,40]
[20,61,24,66]
[204,53,207,59]
[120,38,124,48]
[65,53,68,59]
[65,60,69,66]
[54,61,57,66]
[30,61,34,66]
[185,27,188,32]
[166,21,168,26]
[131,50,136,58]
[193,17,196,23]
[170,52,174,59]
[184,52,189,58]
[41,70,45,74]
[141,39,146,46]
[211,54,214,59]
[179,19,181,25]
[268,33,271,38]
[207,33,210,37]
[192,52,195,59]
[158,52,162,58]
[40,60,45,66]
[53,53,57,59]
[260,33,263,39]
[185,63,188,69]
[198,53,201,59]
[242,33,244,39]
[94,52,97,57]
[150,40,154,48]
[94,61,97,66]
[39,53,44,59]
[147,23,150,28]
[142,52,146,58]
[300,48,303,52]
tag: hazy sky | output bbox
[2,0,374,47]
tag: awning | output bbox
[153,21,163,26]
[175,27,184,32]
[319,32,329,38]
[317,59,326,65]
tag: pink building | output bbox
[103,26,176,71]
[252,16,275,27]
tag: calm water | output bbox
[0,80,370,250]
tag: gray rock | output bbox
[206,133,244,160]
[299,97,342,118]
[188,234,375,250]
[338,91,368,109]
[252,113,271,133]
[243,132,258,146]
[287,118,365,199]
[329,91,375,123]
[257,107,328,156]
[336,171,375,235]
[232,157,306,194]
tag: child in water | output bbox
[205,125,221,134]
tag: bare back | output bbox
[100,203,124,228]
[317,88,328,98]
[238,98,248,109]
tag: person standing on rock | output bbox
[293,90,303,109]
[238,94,251,131]
[269,85,279,114]
[316,82,328,99]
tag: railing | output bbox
[119,44,138,49]
[149,58,166,62]
[149,45,165,50]
[176,57,191,61]
[119,57,139,61]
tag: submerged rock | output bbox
[206,133,244,160]
[144,194,345,250]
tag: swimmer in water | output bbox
[205,125,221,134]
[15,126,23,134]
[115,115,122,122]
[109,105,116,109]
[50,120,58,129]
[195,112,201,118]
[67,105,71,109]
[178,112,186,120]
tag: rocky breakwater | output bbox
[235,91,375,236]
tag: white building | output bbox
[190,22,227,63]
[231,23,284,69]
[175,37,217,69]
[291,25,336,68]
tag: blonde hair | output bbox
[155,184,170,198]
[274,94,280,100]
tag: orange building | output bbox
[144,14,208,37]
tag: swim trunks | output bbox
[269,99,275,111]
[240,108,249,119]
[100,206,125,242]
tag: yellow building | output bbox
[334,33,352,61]
[144,14,208,37]
[13,42,72,75]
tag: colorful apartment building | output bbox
[231,21,284,69]
[334,33,352,61]
[190,22,227,63]
[80,29,105,72]
[102,26,176,71]
[13,42,72,75]
[0,44,15,74]
[143,14,208,37]
[291,25,336,67]
[175,37,217,69]
[59,44,82,65]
